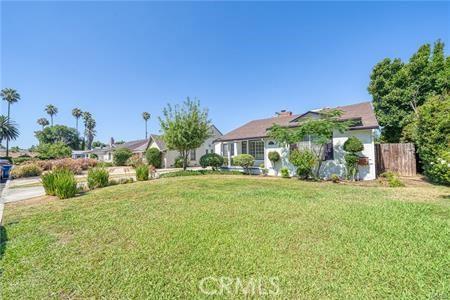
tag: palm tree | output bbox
[37,118,49,130]
[84,118,96,150]
[72,108,83,133]
[45,104,58,126]
[82,111,93,150]
[0,115,19,149]
[1,88,21,157]
[142,112,150,139]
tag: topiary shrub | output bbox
[280,167,290,178]
[268,151,280,166]
[174,156,184,168]
[289,149,316,180]
[136,164,149,181]
[146,148,162,168]
[87,167,109,189]
[113,148,133,166]
[343,136,364,181]
[199,153,224,170]
[233,154,255,174]
[10,163,43,179]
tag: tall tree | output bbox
[1,88,20,157]
[142,112,150,139]
[35,125,80,149]
[84,118,96,150]
[37,117,49,130]
[159,98,211,170]
[368,40,449,142]
[72,108,83,133]
[82,111,92,150]
[0,115,19,149]
[45,104,58,126]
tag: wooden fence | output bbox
[375,143,417,176]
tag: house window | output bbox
[190,149,196,161]
[241,141,247,154]
[222,143,234,156]
[268,141,275,146]
[249,140,264,160]
[323,142,334,160]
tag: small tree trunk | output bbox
[183,151,188,171]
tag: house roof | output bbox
[217,101,379,142]
[115,139,148,152]
[149,134,167,151]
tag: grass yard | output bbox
[1,176,449,298]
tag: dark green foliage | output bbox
[35,125,80,150]
[280,167,290,178]
[113,148,132,166]
[268,151,280,164]
[368,40,449,142]
[289,149,316,180]
[145,148,162,168]
[233,154,255,173]
[87,168,110,189]
[199,153,224,170]
[41,172,56,196]
[136,165,149,181]
[343,136,364,153]
[415,94,450,184]
[36,142,72,160]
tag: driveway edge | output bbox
[0,179,11,225]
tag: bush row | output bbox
[11,158,98,178]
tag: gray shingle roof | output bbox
[217,101,379,142]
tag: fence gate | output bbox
[375,143,417,176]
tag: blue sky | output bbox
[1,1,449,148]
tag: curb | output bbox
[0,179,11,225]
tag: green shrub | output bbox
[199,153,224,170]
[330,174,340,183]
[343,136,364,181]
[87,167,110,189]
[113,148,133,166]
[41,172,57,196]
[268,151,280,165]
[416,94,450,185]
[233,154,255,173]
[343,136,364,153]
[289,149,316,179]
[42,168,78,199]
[280,167,290,178]
[136,165,149,181]
[380,171,405,187]
[146,148,162,168]
[36,142,72,160]
[11,163,43,179]
[174,156,184,168]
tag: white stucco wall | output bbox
[263,129,376,180]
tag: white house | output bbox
[213,102,379,180]
[147,125,222,168]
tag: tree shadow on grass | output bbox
[0,225,7,261]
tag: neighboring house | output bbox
[214,102,379,180]
[147,125,222,168]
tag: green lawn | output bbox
[1,176,449,298]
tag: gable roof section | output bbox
[148,134,167,151]
[217,101,379,142]
[115,139,148,152]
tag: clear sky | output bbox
[1,1,449,148]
